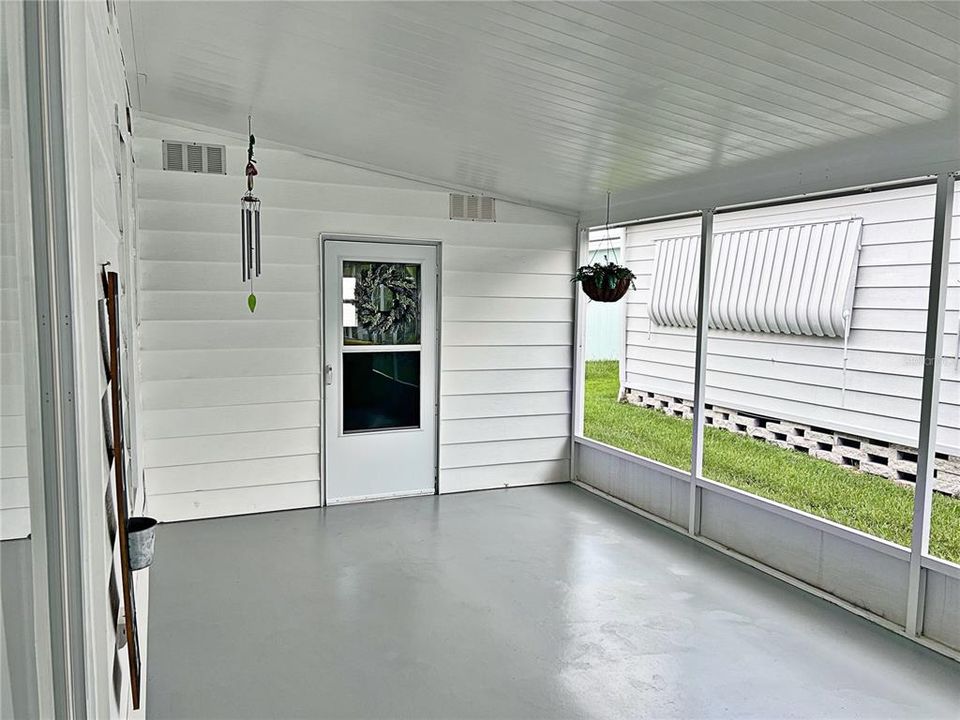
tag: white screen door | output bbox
[323,240,438,504]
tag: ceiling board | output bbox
[118,1,959,215]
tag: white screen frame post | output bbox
[905,171,955,636]
[688,210,713,536]
[570,225,589,481]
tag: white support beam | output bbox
[570,224,589,480]
[616,228,628,397]
[688,210,713,535]
[905,172,955,636]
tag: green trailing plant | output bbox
[572,260,636,302]
[572,261,636,290]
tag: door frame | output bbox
[318,233,443,507]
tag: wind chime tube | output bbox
[245,205,254,277]
[241,206,248,282]
[255,203,261,277]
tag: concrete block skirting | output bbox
[621,388,960,497]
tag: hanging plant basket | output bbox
[573,262,636,303]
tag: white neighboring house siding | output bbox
[133,116,576,522]
[622,185,960,455]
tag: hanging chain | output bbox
[589,190,616,265]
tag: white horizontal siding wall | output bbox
[134,116,576,521]
[59,3,148,716]
[0,66,31,540]
[623,185,960,455]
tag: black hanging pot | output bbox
[582,275,632,303]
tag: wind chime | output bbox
[241,116,261,312]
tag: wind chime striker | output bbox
[241,116,261,312]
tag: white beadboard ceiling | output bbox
[118,1,960,218]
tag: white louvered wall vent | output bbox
[650,218,863,338]
[162,140,226,174]
[449,194,496,222]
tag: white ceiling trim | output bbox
[581,121,960,227]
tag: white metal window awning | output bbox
[650,218,864,338]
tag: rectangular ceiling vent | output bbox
[162,140,226,174]
[450,194,495,222]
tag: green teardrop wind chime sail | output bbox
[241,116,261,312]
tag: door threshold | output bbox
[326,488,435,506]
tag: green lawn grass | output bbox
[583,360,960,563]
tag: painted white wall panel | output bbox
[140,260,320,292]
[440,414,569,445]
[142,375,321,411]
[442,321,571,346]
[443,247,575,274]
[139,291,320,321]
[921,569,960,653]
[135,116,575,518]
[440,369,570,396]
[698,488,910,625]
[440,391,571,420]
[575,441,688,527]
[441,271,571,299]
[440,459,568,494]
[146,481,320,524]
[140,349,321,382]
[0,38,31,542]
[817,533,909,625]
[145,455,319,496]
[144,428,320,468]
[143,402,320,439]
[138,198,568,250]
[442,346,571,372]
[441,438,569,470]
[442,297,572,322]
[140,320,320,351]
[138,230,321,263]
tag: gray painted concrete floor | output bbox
[146,484,960,720]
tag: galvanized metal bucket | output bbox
[127,517,157,571]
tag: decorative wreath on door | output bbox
[355,263,419,336]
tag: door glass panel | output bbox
[343,261,421,345]
[343,352,420,432]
